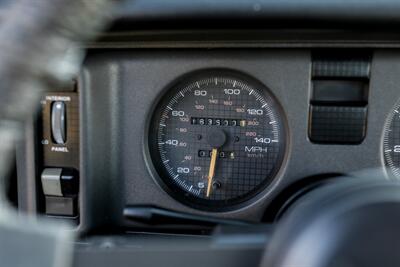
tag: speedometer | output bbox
[147,70,287,210]
[383,100,400,178]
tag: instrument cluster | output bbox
[81,50,400,218]
[143,61,400,212]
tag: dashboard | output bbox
[53,49,395,229]
[4,0,400,266]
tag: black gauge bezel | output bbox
[383,99,400,180]
[146,68,287,211]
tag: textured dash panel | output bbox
[309,105,367,144]
[312,59,370,78]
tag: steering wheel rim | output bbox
[0,0,115,266]
[262,176,400,267]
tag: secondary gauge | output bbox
[383,100,400,178]
[148,69,287,210]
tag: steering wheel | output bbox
[0,0,115,266]
[1,1,400,267]
[263,176,400,267]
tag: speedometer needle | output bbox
[205,129,227,197]
[206,148,218,197]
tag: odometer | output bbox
[148,70,286,210]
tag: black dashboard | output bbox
[9,0,400,226]
[74,49,399,225]
[6,1,400,266]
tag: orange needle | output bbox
[206,148,218,197]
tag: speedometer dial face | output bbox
[148,70,286,210]
[383,101,400,178]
